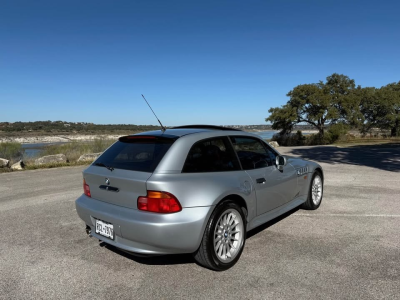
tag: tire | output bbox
[193,200,246,271]
[301,171,323,210]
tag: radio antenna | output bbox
[141,94,166,132]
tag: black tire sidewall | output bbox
[205,201,246,271]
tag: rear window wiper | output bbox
[94,162,114,172]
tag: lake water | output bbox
[254,131,279,140]
[22,142,67,158]
[21,131,279,158]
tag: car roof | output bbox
[133,125,242,138]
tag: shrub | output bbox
[0,142,23,161]
[305,133,332,145]
[327,124,349,143]
[271,130,306,146]
[272,129,348,146]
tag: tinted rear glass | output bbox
[94,137,175,172]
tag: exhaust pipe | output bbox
[86,225,92,237]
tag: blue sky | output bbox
[1,0,399,126]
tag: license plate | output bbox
[95,220,114,240]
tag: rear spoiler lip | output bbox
[118,135,178,142]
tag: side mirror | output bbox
[276,155,287,171]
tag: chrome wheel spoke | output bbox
[226,213,232,224]
[213,208,244,263]
[229,221,237,231]
[218,244,223,256]
[311,175,323,205]
[229,241,236,249]
[215,240,222,251]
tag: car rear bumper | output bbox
[75,194,214,254]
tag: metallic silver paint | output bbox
[245,163,298,215]
[76,194,214,254]
[84,167,151,210]
[75,128,324,255]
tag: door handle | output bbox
[256,178,266,184]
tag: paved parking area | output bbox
[0,145,399,299]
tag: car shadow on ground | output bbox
[100,242,195,265]
[100,207,301,266]
[246,206,300,239]
[287,143,400,172]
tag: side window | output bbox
[262,141,278,164]
[182,137,241,173]
[230,136,274,170]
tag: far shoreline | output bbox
[0,133,131,144]
[0,129,320,144]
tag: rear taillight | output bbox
[137,191,182,213]
[83,179,91,197]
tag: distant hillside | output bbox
[0,121,316,134]
[0,121,160,134]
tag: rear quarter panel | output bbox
[146,171,257,222]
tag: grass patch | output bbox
[39,138,116,162]
[1,138,116,173]
[0,160,92,173]
[24,160,91,170]
[333,136,400,147]
[0,168,12,173]
[0,142,23,161]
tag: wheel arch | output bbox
[193,194,248,270]
[219,194,248,220]
[194,193,249,251]
[314,167,324,182]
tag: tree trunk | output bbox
[319,120,325,139]
[319,127,325,137]
[317,119,324,139]
[391,114,399,137]
[391,122,399,137]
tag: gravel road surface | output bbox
[1,145,399,300]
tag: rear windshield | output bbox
[94,137,175,172]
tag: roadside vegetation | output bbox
[0,138,116,173]
[0,142,24,161]
[39,138,115,162]
[267,73,400,146]
[271,130,400,147]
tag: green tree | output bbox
[266,73,357,139]
[360,82,400,137]
[358,86,379,134]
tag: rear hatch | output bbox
[83,135,176,209]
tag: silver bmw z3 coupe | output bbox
[76,125,324,271]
